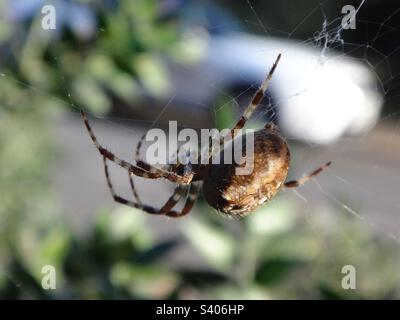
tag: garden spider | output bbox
[81,53,331,218]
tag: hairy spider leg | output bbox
[134,130,201,184]
[81,110,193,184]
[104,155,198,217]
[208,53,282,160]
[231,53,282,135]
[284,161,332,188]
[128,171,141,205]
[131,53,282,173]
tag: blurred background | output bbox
[1,0,400,299]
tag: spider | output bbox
[81,53,331,218]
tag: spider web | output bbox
[1,0,400,297]
[195,0,400,241]
[143,0,400,241]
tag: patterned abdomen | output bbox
[202,129,290,217]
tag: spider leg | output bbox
[284,161,332,188]
[131,134,182,206]
[227,53,281,140]
[128,172,141,204]
[135,159,194,184]
[159,184,189,213]
[134,132,147,168]
[166,182,201,218]
[207,54,282,161]
[135,132,179,171]
[103,156,198,217]
[128,134,171,205]
[81,111,193,184]
[134,131,196,180]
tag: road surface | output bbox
[52,110,400,266]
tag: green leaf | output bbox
[246,197,297,236]
[256,259,302,286]
[182,217,235,270]
[72,76,111,114]
[108,206,154,250]
[132,53,171,98]
[110,262,179,299]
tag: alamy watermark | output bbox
[41,265,56,290]
[143,121,255,175]
[341,264,356,290]
[341,5,357,30]
[41,5,56,30]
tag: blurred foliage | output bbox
[183,199,400,299]
[0,0,183,115]
[2,177,400,299]
[1,0,400,300]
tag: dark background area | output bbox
[1,0,400,299]
[217,0,400,114]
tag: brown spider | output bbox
[81,53,331,218]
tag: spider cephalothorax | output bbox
[81,53,331,218]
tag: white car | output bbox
[172,30,383,144]
[6,0,383,144]
[149,1,382,145]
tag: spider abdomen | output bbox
[202,129,290,217]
